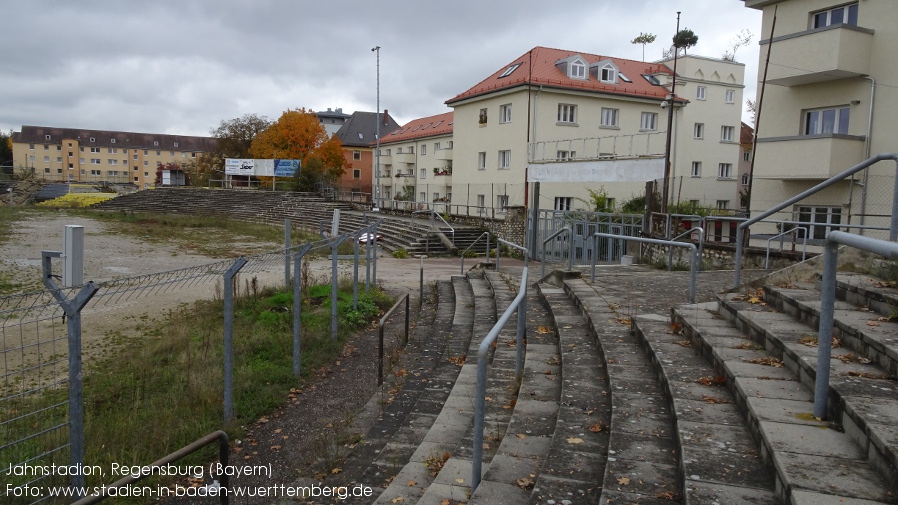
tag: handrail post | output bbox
[223,257,248,425]
[814,238,838,418]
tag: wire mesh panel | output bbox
[1,292,71,504]
[536,210,643,266]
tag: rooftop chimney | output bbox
[383,109,389,125]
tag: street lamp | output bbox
[372,46,381,211]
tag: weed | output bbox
[392,248,408,259]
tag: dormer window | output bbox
[601,65,616,83]
[570,60,586,79]
[45,135,51,140]
[153,141,159,146]
[89,137,96,142]
[111,138,116,144]
[174,142,179,148]
[499,63,521,78]
[591,60,619,84]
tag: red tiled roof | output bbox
[379,111,453,145]
[741,122,754,144]
[446,46,678,105]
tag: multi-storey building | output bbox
[444,46,745,217]
[316,108,352,136]
[374,112,453,210]
[744,0,895,238]
[334,110,400,196]
[11,126,217,188]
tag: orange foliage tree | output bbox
[249,108,348,191]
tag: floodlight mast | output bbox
[372,46,381,211]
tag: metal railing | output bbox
[377,294,410,386]
[591,233,698,303]
[71,431,230,505]
[765,227,808,270]
[541,227,573,277]
[495,238,530,272]
[734,153,898,287]
[471,267,528,493]
[668,227,704,272]
[413,209,455,249]
[814,231,898,418]
[460,232,491,274]
[528,131,665,163]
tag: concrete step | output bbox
[675,294,897,503]
[562,278,681,504]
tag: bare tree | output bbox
[722,29,754,61]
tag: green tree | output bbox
[188,113,272,187]
[587,187,615,213]
[631,32,657,62]
[250,108,348,192]
[672,28,699,55]
[0,130,13,169]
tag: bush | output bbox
[392,248,408,259]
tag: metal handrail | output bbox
[765,227,808,270]
[541,227,573,277]
[592,233,698,303]
[814,231,898,418]
[460,232,491,274]
[413,209,455,245]
[734,153,898,287]
[72,431,230,505]
[472,267,528,493]
[377,294,410,386]
[668,227,704,272]
[495,238,529,272]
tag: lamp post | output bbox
[372,46,381,211]
[661,11,681,214]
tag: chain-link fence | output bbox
[1,220,381,504]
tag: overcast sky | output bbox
[1,1,761,137]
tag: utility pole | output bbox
[372,46,381,211]
[662,11,681,214]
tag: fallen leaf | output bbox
[406,480,416,487]
[270,445,281,450]
[867,320,881,327]
[743,356,783,367]
[567,437,584,444]
[440,500,450,505]
[676,340,692,347]
[536,325,553,334]
[697,376,726,387]
[589,422,607,433]
[618,477,630,485]
[274,428,282,434]
[516,433,527,439]
[391,497,404,504]
[516,476,535,489]
[455,478,465,484]
[331,467,341,474]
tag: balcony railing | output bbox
[529,131,665,164]
[754,135,866,179]
[765,25,873,86]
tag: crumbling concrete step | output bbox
[531,283,610,504]
[763,283,898,377]
[675,300,895,504]
[562,278,681,503]
[633,313,776,504]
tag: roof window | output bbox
[619,73,632,83]
[498,63,521,78]
[643,74,662,86]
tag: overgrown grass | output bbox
[2,279,393,504]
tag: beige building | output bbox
[375,112,454,212]
[744,0,895,238]
[444,46,745,217]
[11,126,217,188]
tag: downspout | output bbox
[858,76,876,233]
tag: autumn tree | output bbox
[631,32,656,62]
[672,28,699,56]
[249,108,348,192]
[0,130,13,168]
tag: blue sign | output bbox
[274,159,300,177]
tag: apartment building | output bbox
[374,111,453,210]
[444,46,745,216]
[334,110,400,196]
[316,108,352,136]
[744,0,895,238]
[11,126,217,188]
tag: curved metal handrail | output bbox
[541,227,573,277]
[459,232,491,274]
[765,227,808,269]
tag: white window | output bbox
[797,206,842,239]
[90,169,101,176]
[108,159,118,165]
[499,63,521,78]
[143,161,148,166]
[110,139,116,144]
[421,144,426,155]
[107,170,119,176]
[600,108,619,127]
[79,158,85,164]
[570,60,586,79]
[554,197,572,211]
[169,151,175,157]
[153,141,159,146]
[43,156,50,162]
[56,157,62,163]
[353,150,361,160]
[420,169,426,179]
[29,144,34,150]
[90,147,100,153]
[91,158,101,165]
[694,123,704,139]
[500,104,512,123]
[44,134,51,140]
[497,195,509,212]
[600,64,616,83]
[717,200,730,210]
[557,104,577,124]
[696,86,706,100]
[477,194,486,214]
[640,112,658,131]
[434,142,440,151]
[353,169,361,179]
[89,137,95,142]
[498,150,511,169]
[479,108,488,125]
[691,162,702,177]
[43,145,49,150]
[718,163,733,179]
[721,126,735,142]
[108,148,117,154]
[478,152,486,170]
[813,3,858,28]
[725,89,735,103]
[804,107,850,135]
[741,173,750,186]
[173,142,179,148]
[557,150,576,161]
[743,150,752,162]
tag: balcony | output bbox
[754,135,865,179]
[393,152,416,164]
[435,148,453,161]
[766,25,873,87]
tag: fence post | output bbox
[330,235,349,340]
[293,244,314,377]
[284,219,291,291]
[404,295,410,346]
[42,250,99,497]
[223,257,248,425]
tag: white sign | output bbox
[225,158,255,175]
[527,158,664,183]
